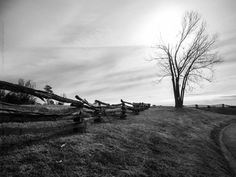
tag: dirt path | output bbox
[221,123,236,175]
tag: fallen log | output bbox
[0,80,83,107]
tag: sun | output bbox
[137,6,183,46]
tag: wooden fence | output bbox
[0,80,150,133]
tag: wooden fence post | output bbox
[73,111,87,133]
[120,99,127,119]
[132,103,139,115]
[93,109,102,123]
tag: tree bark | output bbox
[175,99,183,108]
[173,79,183,108]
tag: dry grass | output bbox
[0,107,236,177]
[199,107,236,115]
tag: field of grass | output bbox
[1,107,236,177]
[199,107,236,115]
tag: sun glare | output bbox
[138,6,183,46]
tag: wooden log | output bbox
[104,107,122,115]
[97,104,121,109]
[104,107,121,112]
[0,103,78,122]
[94,100,110,106]
[85,99,122,110]
[75,95,98,110]
[82,108,96,114]
[0,80,83,107]
[0,103,76,115]
[94,100,123,108]
[110,103,122,107]
[122,100,133,106]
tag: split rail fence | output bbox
[0,80,150,133]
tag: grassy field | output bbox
[1,107,236,177]
[199,107,236,115]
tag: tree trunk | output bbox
[175,98,183,108]
[173,80,183,108]
[174,94,183,108]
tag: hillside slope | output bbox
[0,107,235,177]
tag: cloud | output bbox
[59,25,102,45]
[217,35,236,49]
[0,0,14,17]
[3,46,152,97]
[1,0,236,105]
[220,95,236,99]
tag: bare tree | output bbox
[44,84,54,104]
[153,11,222,108]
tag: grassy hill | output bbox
[1,107,236,177]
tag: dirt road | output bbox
[221,123,236,175]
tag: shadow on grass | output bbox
[0,124,85,155]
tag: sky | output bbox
[0,0,236,105]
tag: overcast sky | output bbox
[0,0,236,105]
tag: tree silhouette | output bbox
[44,84,54,104]
[153,11,222,108]
[44,85,53,93]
